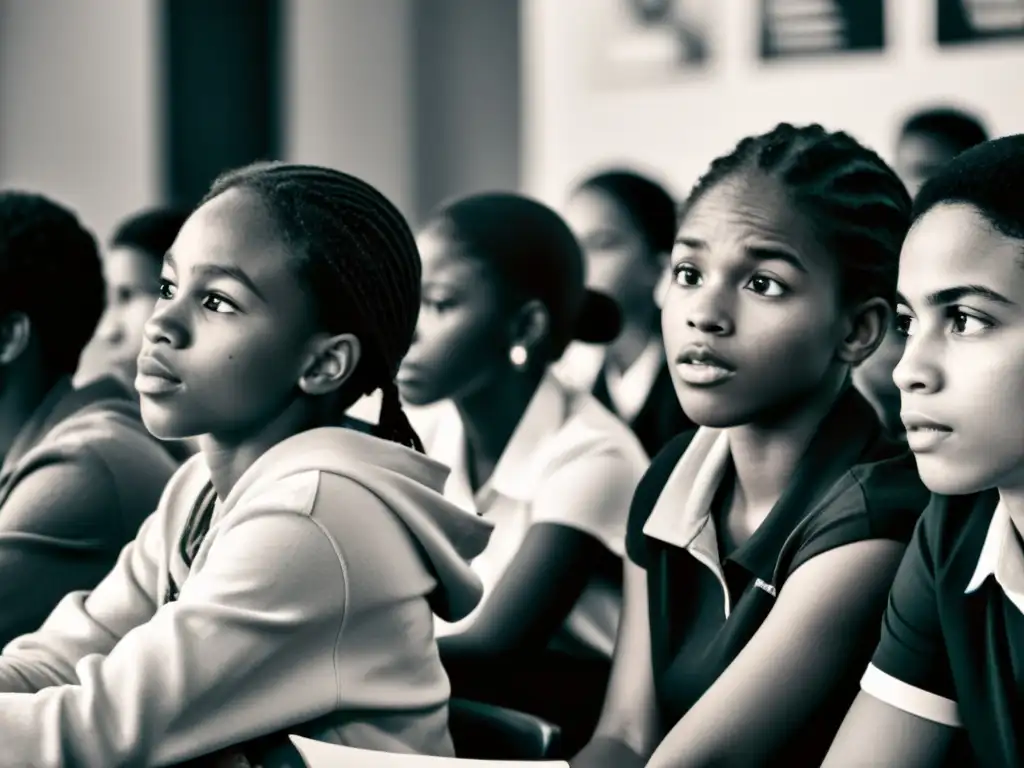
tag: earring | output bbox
[509,344,528,370]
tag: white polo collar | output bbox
[965,498,1024,615]
[643,427,733,617]
[427,372,569,510]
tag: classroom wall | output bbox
[522,0,1024,205]
[0,0,160,241]
[284,0,417,217]
[0,0,522,237]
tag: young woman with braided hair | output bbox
[0,162,493,767]
[571,124,931,768]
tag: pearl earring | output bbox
[509,344,528,369]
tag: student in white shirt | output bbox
[0,163,492,767]
[560,170,695,457]
[398,192,650,754]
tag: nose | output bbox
[892,333,942,394]
[95,309,124,344]
[142,297,187,348]
[684,285,734,336]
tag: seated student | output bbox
[824,135,1024,768]
[75,206,196,463]
[571,123,932,768]
[75,206,190,389]
[0,192,178,649]
[560,170,696,457]
[397,192,649,754]
[854,106,990,434]
[0,163,493,767]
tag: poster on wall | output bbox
[587,0,717,89]
[938,0,1024,45]
[759,0,886,60]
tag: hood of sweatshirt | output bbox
[217,426,494,623]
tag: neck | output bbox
[606,306,659,374]
[725,368,849,513]
[453,365,544,490]
[198,399,318,501]
[0,365,59,464]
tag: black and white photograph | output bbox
[0,0,1020,765]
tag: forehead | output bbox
[416,225,495,285]
[898,203,1024,303]
[565,187,635,235]
[170,188,292,278]
[680,173,829,267]
[896,133,958,166]
[104,246,161,286]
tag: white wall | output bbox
[523,0,1024,204]
[0,0,159,241]
[283,0,416,218]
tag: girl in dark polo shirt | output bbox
[571,123,931,768]
[825,135,1024,767]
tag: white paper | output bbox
[288,735,570,768]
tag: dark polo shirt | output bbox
[626,386,929,765]
[864,489,1024,767]
[0,376,178,646]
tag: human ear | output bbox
[297,333,362,395]
[836,297,889,366]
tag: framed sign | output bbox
[938,0,1024,45]
[760,0,886,60]
[588,0,716,89]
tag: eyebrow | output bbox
[673,236,808,274]
[895,284,1016,308]
[165,252,267,302]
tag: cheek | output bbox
[125,299,158,338]
[418,312,506,373]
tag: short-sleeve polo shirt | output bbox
[626,385,929,764]
[863,490,1024,766]
[410,372,649,659]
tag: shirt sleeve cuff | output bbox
[860,663,962,728]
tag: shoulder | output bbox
[552,388,649,475]
[44,398,178,490]
[625,429,697,566]
[806,448,931,543]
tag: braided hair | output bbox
[575,169,678,258]
[0,192,104,379]
[201,162,424,452]
[684,123,912,307]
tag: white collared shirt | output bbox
[964,499,1024,615]
[408,372,649,658]
[604,340,665,423]
[554,340,665,423]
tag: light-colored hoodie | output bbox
[0,427,493,767]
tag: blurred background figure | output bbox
[854,105,989,436]
[893,106,989,196]
[75,207,189,389]
[560,170,695,457]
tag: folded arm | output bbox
[0,510,346,767]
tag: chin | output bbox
[139,398,198,441]
[913,455,996,497]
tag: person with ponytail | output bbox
[397,192,649,754]
[0,162,493,767]
[573,124,930,768]
[559,169,696,457]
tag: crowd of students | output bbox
[0,103,1017,767]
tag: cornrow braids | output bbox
[684,123,912,307]
[201,162,424,452]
